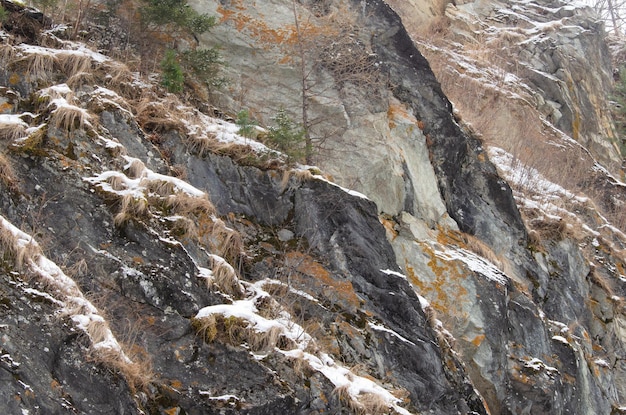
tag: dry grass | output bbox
[125,158,145,179]
[191,314,285,353]
[57,51,92,77]
[12,52,58,80]
[50,104,91,131]
[207,254,244,298]
[0,221,40,271]
[0,121,27,142]
[113,194,150,227]
[0,153,19,192]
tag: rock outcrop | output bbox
[0,0,625,414]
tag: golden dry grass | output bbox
[57,51,93,78]
[13,52,58,80]
[0,121,27,141]
[191,314,284,353]
[0,222,40,271]
[113,194,150,227]
[207,254,244,298]
[0,153,19,192]
[50,104,90,131]
[125,158,145,179]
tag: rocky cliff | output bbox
[0,0,625,414]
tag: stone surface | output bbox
[0,0,624,414]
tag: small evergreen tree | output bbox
[181,48,226,89]
[141,0,215,37]
[160,50,184,93]
[267,108,304,163]
[236,109,257,139]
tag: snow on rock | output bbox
[437,245,508,285]
[195,276,413,414]
[0,214,128,359]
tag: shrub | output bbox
[141,0,215,36]
[160,49,184,93]
[235,109,257,138]
[180,48,225,89]
[267,108,304,163]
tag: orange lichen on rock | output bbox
[285,251,362,310]
[387,102,418,129]
[405,243,469,320]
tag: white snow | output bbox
[552,335,569,345]
[0,114,28,127]
[524,357,558,373]
[309,173,370,200]
[437,246,508,285]
[381,269,408,280]
[195,275,413,414]
[368,322,416,346]
[0,214,129,361]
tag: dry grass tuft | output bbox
[13,52,58,80]
[0,153,19,192]
[125,158,145,179]
[50,104,90,131]
[0,121,28,142]
[207,254,244,298]
[113,194,150,227]
[57,51,93,78]
[0,221,40,271]
[166,192,215,216]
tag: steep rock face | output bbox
[0,0,625,414]
[188,1,623,413]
